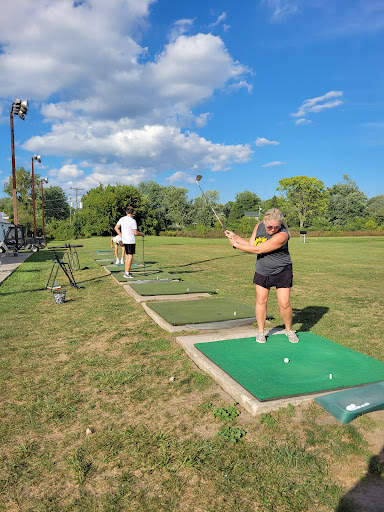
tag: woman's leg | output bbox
[276,287,292,331]
[255,285,270,333]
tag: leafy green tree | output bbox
[138,181,167,231]
[3,166,42,232]
[277,176,328,228]
[193,190,221,227]
[81,184,149,236]
[222,201,234,220]
[327,175,367,226]
[162,186,192,228]
[228,191,261,221]
[366,195,384,224]
[0,197,13,218]
[43,186,70,221]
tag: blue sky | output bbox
[0,0,383,206]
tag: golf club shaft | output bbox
[196,181,227,230]
[142,236,146,275]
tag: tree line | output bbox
[1,168,383,240]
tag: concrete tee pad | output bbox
[176,329,330,416]
[141,301,256,332]
[124,284,213,303]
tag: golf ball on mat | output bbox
[284,358,290,363]
[234,311,236,316]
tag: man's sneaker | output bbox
[286,330,299,343]
[115,258,119,265]
[255,332,267,344]
[124,272,134,279]
[120,258,124,264]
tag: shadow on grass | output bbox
[292,306,329,332]
[0,275,109,296]
[336,445,384,512]
[162,253,243,269]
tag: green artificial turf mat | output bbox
[147,298,255,325]
[94,258,115,264]
[106,264,160,273]
[194,332,384,401]
[315,382,384,423]
[112,271,180,282]
[128,280,216,296]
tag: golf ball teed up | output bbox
[284,358,290,363]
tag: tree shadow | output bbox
[336,446,384,512]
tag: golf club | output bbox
[142,235,146,276]
[195,174,227,230]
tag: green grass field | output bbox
[0,235,383,511]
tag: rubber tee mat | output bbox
[194,332,384,401]
[315,381,384,423]
[146,298,255,325]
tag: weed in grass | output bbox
[217,426,247,444]
[213,403,241,423]
[259,413,278,428]
[68,447,93,485]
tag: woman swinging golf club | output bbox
[225,208,299,344]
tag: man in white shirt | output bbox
[114,206,145,278]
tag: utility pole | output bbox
[70,187,84,215]
[67,196,73,225]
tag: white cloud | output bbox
[210,12,227,28]
[166,171,196,184]
[0,0,253,191]
[24,121,252,175]
[261,161,286,167]
[291,91,343,124]
[294,118,311,126]
[0,0,153,100]
[255,137,279,147]
[168,19,195,42]
[49,164,85,180]
[262,0,299,23]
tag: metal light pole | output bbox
[10,99,29,250]
[31,155,41,237]
[41,178,48,245]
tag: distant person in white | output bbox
[114,206,145,278]
[111,234,125,265]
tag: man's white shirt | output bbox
[116,216,137,244]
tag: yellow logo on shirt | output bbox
[254,237,267,246]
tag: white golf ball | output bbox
[284,358,290,363]
[234,311,237,316]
